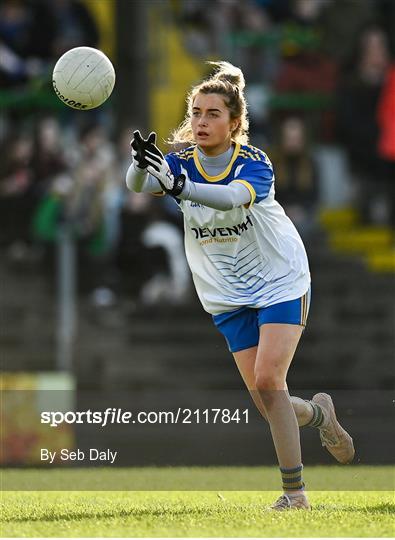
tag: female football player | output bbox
[126,61,354,511]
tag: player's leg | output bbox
[213,297,352,511]
[310,392,355,464]
[233,347,315,426]
[233,339,355,466]
[254,322,310,509]
[232,345,268,420]
[213,305,315,426]
[254,289,354,466]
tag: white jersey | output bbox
[166,143,311,315]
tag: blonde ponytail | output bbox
[208,61,246,91]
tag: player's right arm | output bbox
[125,130,164,194]
[125,160,163,193]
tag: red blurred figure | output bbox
[377,65,395,162]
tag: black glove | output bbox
[130,130,158,169]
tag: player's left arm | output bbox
[126,130,178,195]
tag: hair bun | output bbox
[208,61,245,91]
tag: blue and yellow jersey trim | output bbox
[171,143,271,176]
[231,179,256,208]
[174,147,195,161]
[193,143,241,182]
[239,144,272,166]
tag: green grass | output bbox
[1,467,394,537]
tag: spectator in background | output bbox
[274,0,338,95]
[49,0,99,57]
[65,123,115,245]
[28,116,70,252]
[0,132,33,246]
[336,25,391,224]
[0,132,31,197]
[272,116,319,239]
[0,0,56,87]
[0,0,99,89]
[377,64,395,163]
[377,63,395,225]
[63,122,118,302]
[319,0,376,65]
[273,0,338,142]
[178,0,270,64]
[30,116,68,200]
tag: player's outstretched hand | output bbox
[130,130,156,169]
[145,145,186,197]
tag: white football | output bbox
[52,46,115,110]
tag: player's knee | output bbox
[254,371,285,391]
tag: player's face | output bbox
[191,93,239,156]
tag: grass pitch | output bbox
[1,466,394,537]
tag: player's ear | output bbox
[147,132,157,145]
[231,119,240,133]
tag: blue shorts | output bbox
[212,288,311,353]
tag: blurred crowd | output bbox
[1,0,394,307]
[0,0,98,87]
[0,117,188,306]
